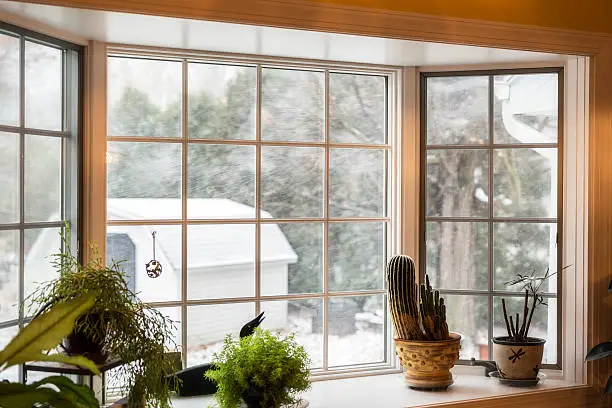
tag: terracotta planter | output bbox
[394,333,461,390]
[492,336,545,380]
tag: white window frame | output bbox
[412,58,589,383]
[104,45,405,378]
[96,45,589,382]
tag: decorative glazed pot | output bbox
[491,336,545,380]
[394,332,461,390]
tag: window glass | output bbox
[107,55,392,373]
[423,72,561,365]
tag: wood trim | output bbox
[420,385,600,408]
[81,40,106,259]
[17,0,611,55]
[588,42,612,394]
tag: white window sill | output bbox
[170,369,580,408]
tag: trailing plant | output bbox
[386,255,449,341]
[0,293,100,408]
[500,267,565,343]
[25,229,179,408]
[585,279,612,398]
[206,328,311,408]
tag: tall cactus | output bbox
[386,255,450,341]
[419,275,450,341]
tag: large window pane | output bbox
[426,76,489,145]
[0,34,19,126]
[107,142,182,220]
[25,135,62,222]
[261,298,323,369]
[494,148,557,218]
[330,148,385,218]
[0,326,19,382]
[261,146,324,218]
[426,149,489,218]
[25,41,62,131]
[261,223,323,296]
[330,73,386,144]
[262,68,324,142]
[0,132,19,223]
[187,302,255,366]
[493,223,557,293]
[426,222,488,291]
[494,73,558,145]
[328,295,385,367]
[107,225,182,303]
[188,63,256,140]
[188,144,255,219]
[493,296,557,364]
[328,222,385,292]
[187,224,255,300]
[444,294,489,360]
[0,230,19,322]
[107,57,182,137]
[24,227,62,300]
[154,306,182,352]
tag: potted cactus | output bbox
[386,255,460,390]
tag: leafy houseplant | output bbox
[386,255,460,390]
[585,279,612,397]
[492,267,561,380]
[0,293,100,408]
[206,328,310,408]
[26,231,178,408]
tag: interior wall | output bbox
[309,0,612,34]
[17,0,612,35]
[10,0,612,399]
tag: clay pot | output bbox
[394,333,461,390]
[491,336,545,380]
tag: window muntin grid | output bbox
[0,22,81,383]
[420,69,563,368]
[105,51,398,374]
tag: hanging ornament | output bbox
[145,231,163,278]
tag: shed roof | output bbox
[107,198,297,270]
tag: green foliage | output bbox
[206,328,311,408]
[0,293,99,408]
[25,229,179,408]
[1,292,98,373]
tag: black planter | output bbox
[64,313,107,364]
[242,385,266,408]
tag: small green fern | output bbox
[206,328,311,408]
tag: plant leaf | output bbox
[29,353,101,375]
[605,375,612,397]
[586,341,612,361]
[0,292,97,369]
[0,381,83,408]
[31,375,100,408]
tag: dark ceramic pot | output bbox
[64,313,107,365]
[242,385,267,408]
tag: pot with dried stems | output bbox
[387,255,460,390]
[492,267,563,380]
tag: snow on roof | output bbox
[107,198,297,270]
